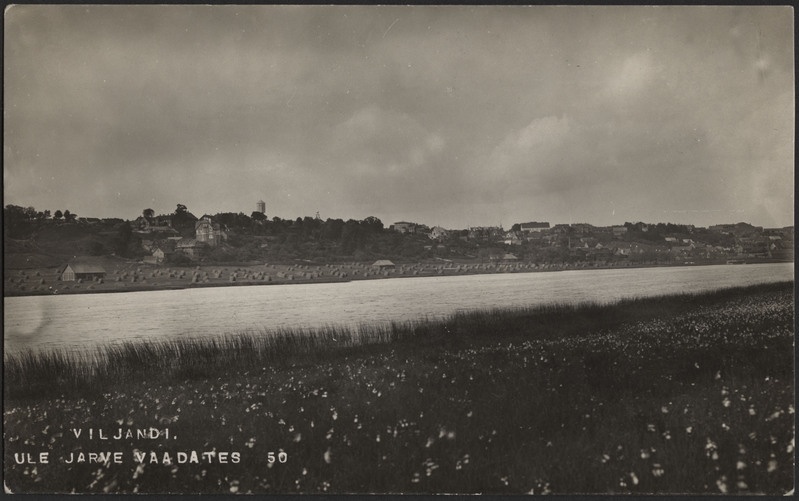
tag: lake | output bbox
[3,263,793,353]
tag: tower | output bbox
[256,200,266,214]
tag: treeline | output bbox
[206,212,454,263]
[3,205,80,237]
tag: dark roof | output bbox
[153,240,177,253]
[66,263,106,274]
[176,238,201,247]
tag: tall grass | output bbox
[4,281,793,398]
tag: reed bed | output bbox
[4,281,793,398]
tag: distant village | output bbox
[123,201,794,269]
[2,201,794,287]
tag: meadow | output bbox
[3,282,794,494]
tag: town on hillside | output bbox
[3,202,794,294]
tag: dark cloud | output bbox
[4,5,793,228]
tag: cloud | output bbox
[605,51,657,98]
[3,5,793,228]
[331,105,446,177]
[485,115,572,187]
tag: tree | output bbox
[143,208,155,218]
[114,221,132,255]
[363,216,384,233]
[167,252,193,267]
[4,205,28,237]
[175,204,187,215]
[321,218,344,240]
[251,211,266,221]
[54,210,63,220]
[63,210,76,222]
[511,223,521,232]
[114,222,146,258]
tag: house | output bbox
[152,247,169,263]
[489,253,519,263]
[612,226,628,237]
[609,242,633,256]
[670,245,695,256]
[429,226,449,240]
[570,223,595,235]
[176,238,206,259]
[150,226,180,237]
[145,241,176,264]
[61,262,106,281]
[134,214,181,237]
[391,222,417,234]
[504,232,524,246]
[195,215,225,247]
[372,260,396,270]
[468,226,504,241]
[709,224,736,235]
[519,222,550,233]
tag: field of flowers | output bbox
[3,282,794,494]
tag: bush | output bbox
[167,253,193,267]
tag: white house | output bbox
[429,226,449,240]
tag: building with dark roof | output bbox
[61,262,106,281]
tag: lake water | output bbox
[3,263,793,353]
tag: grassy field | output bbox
[3,282,794,494]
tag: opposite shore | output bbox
[3,257,792,298]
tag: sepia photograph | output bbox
[3,4,795,495]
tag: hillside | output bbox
[4,205,793,280]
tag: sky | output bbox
[3,5,794,229]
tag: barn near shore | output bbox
[60,262,106,282]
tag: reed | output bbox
[4,281,793,398]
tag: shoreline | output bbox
[3,258,793,298]
[5,280,792,392]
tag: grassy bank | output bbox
[3,282,794,494]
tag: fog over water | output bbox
[3,263,793,353]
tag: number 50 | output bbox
[267,452,288,463]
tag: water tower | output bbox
[256,200,266,214]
